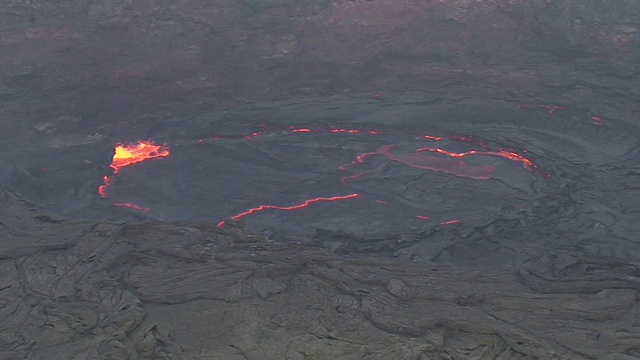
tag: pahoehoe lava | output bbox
[2,96,640,359]
[1,96,639,267]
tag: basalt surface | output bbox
[3,97,640,266]
[1,183,640,359]
[1,96,640,359]
[1,0,639,132]
[2,0,640,359]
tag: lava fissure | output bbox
[377,144,496,180]
[217,193,362,227]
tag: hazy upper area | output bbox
[1,0,639,139]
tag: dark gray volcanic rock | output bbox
[1,0,639,134]
[1,185,640,359]
[2,1,640,359]
[3,96,640,270]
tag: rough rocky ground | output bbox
[2,1,640,359]
[2,185,640,359]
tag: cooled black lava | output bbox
[2,97,639,251]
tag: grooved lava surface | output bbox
[1,96,640,359]
[2,0,640,358]
[2,96,640,267]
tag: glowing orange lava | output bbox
[378,144,496,180]
[217,194,361,227]
[98,141,170,198]
[110,141,170,173]
[415,147,537,171]
[441,219,461,225]
[100,126,546,227]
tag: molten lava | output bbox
[100,126,545,228]
[414,147,537,171]
[98,141,170,198]
[110,141,171,174]
[378,144,496,180]
[217,194,361,227]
